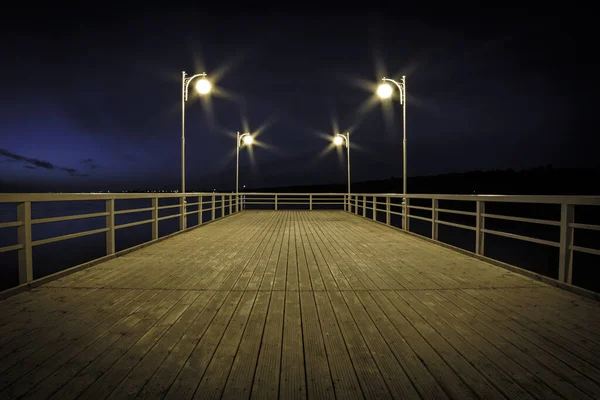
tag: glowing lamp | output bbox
[195,78,211,94]
[377,82,393,99]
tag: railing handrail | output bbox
[0,192,237,203]
[348,193,600,205]
[235,192,346,196]
[3,192,599,204]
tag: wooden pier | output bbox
[1,211,599,399]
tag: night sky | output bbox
[0,7,595,192]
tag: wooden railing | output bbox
[0,192,241,286]
[240,192,346,210]
[345,194,600,286]
[1,192,599,293]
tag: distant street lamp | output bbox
[236,132,253,211]
[377,76,407,197]
[181,71,211,228]
[377,76,408,227]
[333,132,351,210]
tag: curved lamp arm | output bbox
[238,132,252,147]
[334,132,350,147]
[183,72,208,101]
[382,77,406,104]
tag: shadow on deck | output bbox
[0,211,599,399]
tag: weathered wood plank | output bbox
[313,291,363,399]
[135,290,230,399]
[220,290,271,399]
[279,288,306,399]
[436,289,594,399]
[162,290,244,400]
[298,291,335,399]
[32,290,187,399]
[193,290,259,400]
[251,290,285,399]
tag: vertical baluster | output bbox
[476,200,485,255]
[212,195,216,220]
[17,201,33,284]
[403,198,410,231]
[386,196,391,225]
[372,196,376,220]
[432,199,438,240]
[105,199,115,255]
[558,203,574,282]
[152,198,158,239]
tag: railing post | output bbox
[17,201,33,284]
[198,195,203,225]
[309,194,313,211]
[345,194,348,212]
[362,196,366,217]
[275,194,278,211]
[432,199,438,240]
[403,198,410,231]
[386,196,390,225]
[151,197,158,240]
[221,195,225,218]
[354,195,358,214]
[558,203,575,283]
[105,199,115,255]
[212,195,216,220]
[229,194,233,215]
[179,196,186,230]
[475,200,485,255]
[372,196,376,220]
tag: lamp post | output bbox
[377,76,406,195]
[333,132,351,211]
[236,131,253,212]
[181,71,211,229]
[377,76,407,227]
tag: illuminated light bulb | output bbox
[377,82,393,99]
[195,78,211,94]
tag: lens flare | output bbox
[195,78,211,94]
[377,82,393,99]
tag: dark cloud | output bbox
[0,148,82,176]
[34,160,54,169]
[80,158,100,170]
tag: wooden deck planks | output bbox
[0,210,598,399]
